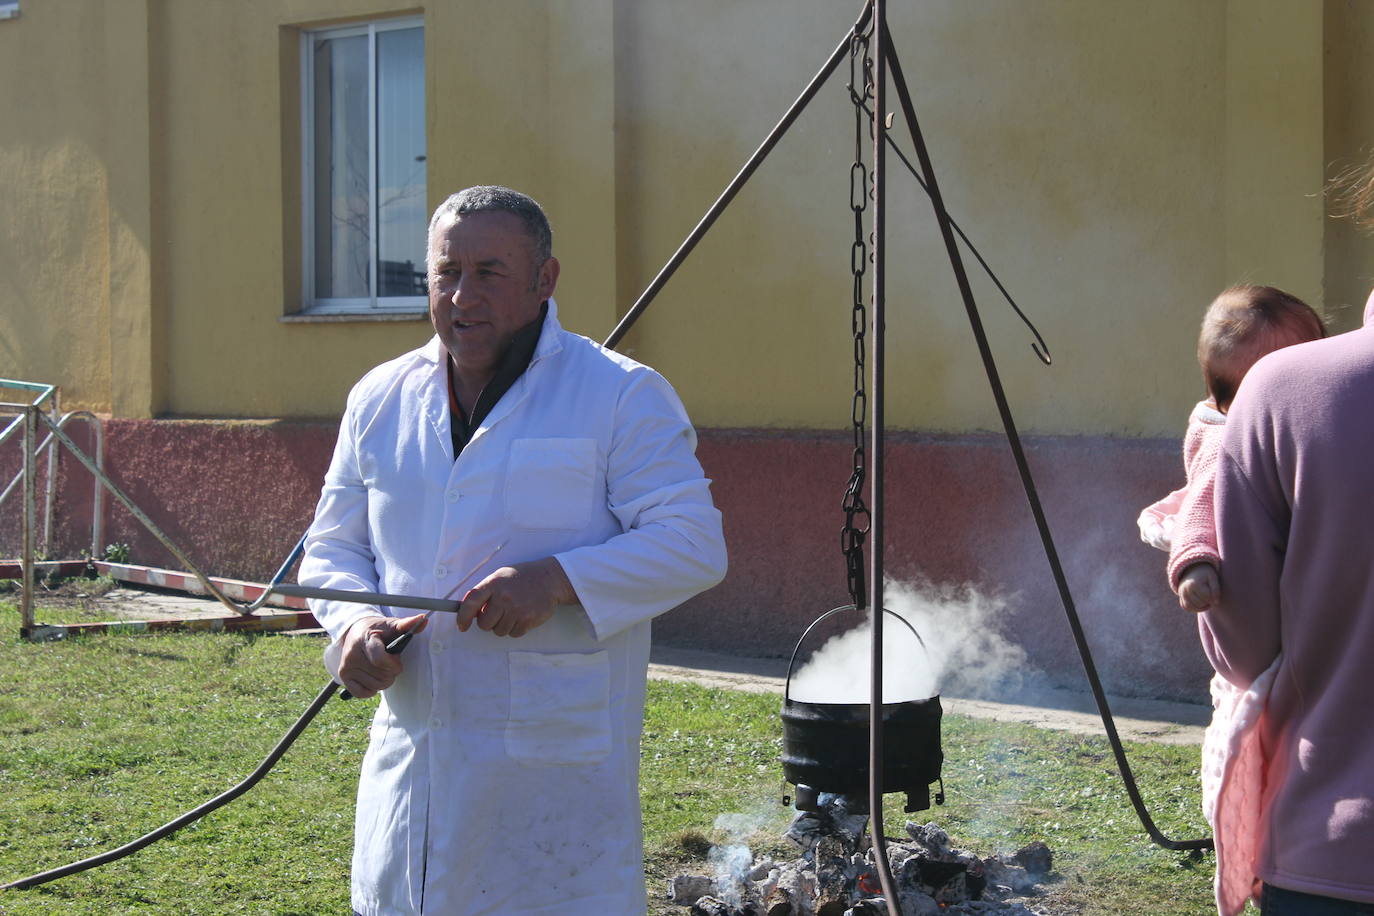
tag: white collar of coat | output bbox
[420,295,566,367]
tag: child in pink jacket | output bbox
[1140,286,1324,609]
[1138,285,1323,916]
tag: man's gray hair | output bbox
[428,186,553,265]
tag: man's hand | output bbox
[457,557,577,638]
[1178,563,1221,613]
[337,614,429,698]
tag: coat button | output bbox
[430,639,443,655]
[446,489,460,503]
[434,564,448,579]
[429,716,443,730]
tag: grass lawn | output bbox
[0,601,1217,915]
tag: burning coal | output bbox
[669,796,1055,915]
[788,579,1035,704]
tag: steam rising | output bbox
[708,810,769,908]
[788,578,1033,703]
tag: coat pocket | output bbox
[504,437,598,530]
[506,650,612,766]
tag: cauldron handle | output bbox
[784,604,929,700]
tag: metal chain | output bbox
[840,25,875,611]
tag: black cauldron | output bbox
[781,606,944,814]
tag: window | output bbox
[301,17,426,314]
[0,2,19,20]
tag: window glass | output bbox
[376,27,427,297]
[303,19,425,313]
[312,33,369,300]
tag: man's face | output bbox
[427,210,558,385]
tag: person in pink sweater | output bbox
[1205,297,1374,913]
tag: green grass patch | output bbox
[640,683,1215,915]
[0,603,1215,915]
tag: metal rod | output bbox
[0,440,29,505]
[272,583,462,615]
[84,413,105,560]
[240,534,307,614]
[38,390,62,559]
[21,406,36,636]
[1,450,35,505]
[602,1,874,351]
[867,3,901,914]
[856,99,1052,365]
[0,378,58,395]
[0,412,23,445]
[43,390,61,558]
[42,412,58,558]
[881,31,1211,852]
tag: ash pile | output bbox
[668,798,1054,916]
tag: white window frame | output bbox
[300,16,426,315]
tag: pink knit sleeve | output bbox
[1138,486,1186,551]
[1167,424,1224,590]
[1139,409,1211,551]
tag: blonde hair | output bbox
[1328,152,1374,230]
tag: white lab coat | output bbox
[300,301,727,916]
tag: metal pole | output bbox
[0,412,23,446]
[271,583,461,615]
[868,2,901,912]
[85,414,105,560]
[41,390,59,558]
[21,406,36,636]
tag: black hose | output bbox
[2,680,340,891]
[3,615,428,892]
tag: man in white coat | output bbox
[299,185,728,916]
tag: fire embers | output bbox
[668,799,1054,916]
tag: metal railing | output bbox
[1,380,58,633]
[1,379,294,637]
[0,407,104,561]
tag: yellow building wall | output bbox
[3,1,1373,433]
[1323,0,1374,333]
[150,0,619,418]
[610,0,1325,436]
[0,1,154,417]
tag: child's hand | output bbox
[1178,563,1220,613]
